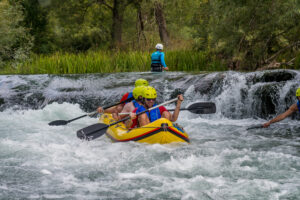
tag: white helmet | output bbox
[155,43,163,50]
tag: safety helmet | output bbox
[135,79,149,87]
[133,86,145,100]
[143,86,157,99]
[155,43,163,50]
[296,87,300,97]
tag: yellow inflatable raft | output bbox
[99,114,189,144]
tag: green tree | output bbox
[49,0,141,50]
[0,0,33,67]
[19,0,53,53]
[194,0,300,70]
[46,0,110,51]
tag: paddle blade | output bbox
[48,120,69,126]
[77,123,108,140]
[187,102,216,114]
[246,124,263,130]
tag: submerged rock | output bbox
[253,70,295,83]
[0,98,4,107]
[194,73,225,96]
[252,84,279,118]
[170,88,184,100]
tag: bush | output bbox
[0,0,33,67]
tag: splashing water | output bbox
[0,71,300,199]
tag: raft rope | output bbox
[127,125,184,130]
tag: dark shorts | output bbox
[151,63,163,72]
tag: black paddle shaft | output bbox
[102,97,134,110]
[49,97,134,126]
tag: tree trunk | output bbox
[154,1,169,46]
[111,0,125,48]
[136,2,146,47]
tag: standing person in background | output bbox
[263,87,300,128]
[151,43,169,72]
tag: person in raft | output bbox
[151,43,169,72]
[121,86,146,129]
[263,87,300,128]
[136,86,183,126]
[97,78,149,120]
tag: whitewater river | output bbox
[0,71,299,199]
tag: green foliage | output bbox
[48,0,112,52]
[19,0,52,53]
[166,50,226,71]
[294,53,300,69]
[164,0,196,41]
[0,0,33,67]
[1,0,300,72]
[193,0,300,70]
[12,51,150,74]
[0,50,226,74]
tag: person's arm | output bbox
[263,103,298,127]
[116,92,132,114]
[138,113,150,126]
[170,95,184,122]
[136,106,150,126]
[125,112,136,129]
[97,106,117,114]
[160,52,169,71]
[97,105,119,120]
[97,92,129,113]
[119,103,133,119]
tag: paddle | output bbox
[246,124,264,130]
[77,98,179,141]
[118,102,216,115]
[162,102,216,114]
[48,97,134,126]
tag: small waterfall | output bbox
[0,70,299,119]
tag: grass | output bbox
[0,50,227,75]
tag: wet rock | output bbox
[240,88,248,104]
[0,98,4,110]
[250,82,299,119]
[0,98,4,105]
[194,73,225,95]
[78,96,113,113]
[9,92,47,110]
[170,88,185,100]
[12,85,30,92]
[58,88,84,92]
[26,93,47,109]
[252,84,280,118]
[253,70,295,83]
[284,86,298,107]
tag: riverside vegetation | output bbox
[1,51,225,74]
[1,0,300,74]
